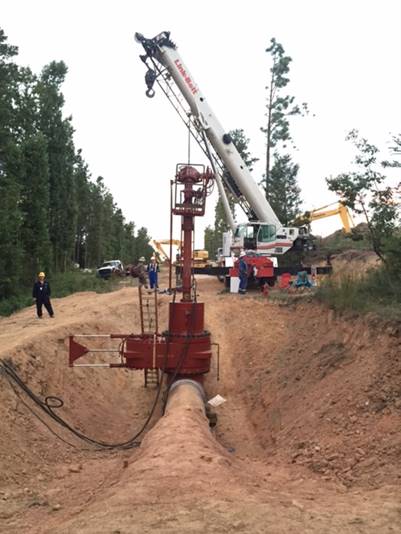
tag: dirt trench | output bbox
[0,276,400,533]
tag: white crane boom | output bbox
[135,31,302,255]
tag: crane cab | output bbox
[233,222,297,255]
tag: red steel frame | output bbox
[69,165,214,383]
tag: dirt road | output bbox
[0,276,400,533]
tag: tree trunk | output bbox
[265,76,274,199]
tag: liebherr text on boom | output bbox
[135,31,306,256]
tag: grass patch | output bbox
[51,270,120,298]
[0,270,121,317]
[316,267,401,320]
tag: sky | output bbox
[2,0,401,246]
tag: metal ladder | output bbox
[138,286,160,388]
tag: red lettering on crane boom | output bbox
[174,59,199,95]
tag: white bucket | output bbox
[230,276,240,293]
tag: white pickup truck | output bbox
[96,260,124,280]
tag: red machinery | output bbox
[229,255,275,288]
[69,164,215,384]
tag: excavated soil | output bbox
[0,274,400,533]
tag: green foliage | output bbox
[134,227,154,262]
[50,270,119,298]
[317,267,401,320]
[0,165,23,298]
[0,27,153,307]
[327,130,400,261]
[261,38,305,224]
[268,153,301,225]
[383,234,401,279]
[382,133,401,168]
[228,128,259,172]
[204,225,220,259]
[20,132,52,277]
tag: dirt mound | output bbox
[331,249,380,276]
[1,276,400,532]
[213,294,401,488]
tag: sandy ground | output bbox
[0,273,400,533]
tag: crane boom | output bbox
[135,31,301,255]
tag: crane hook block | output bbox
[222,133,232,145]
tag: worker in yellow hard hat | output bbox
[32,271,55,319]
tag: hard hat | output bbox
[139,256,145,262]
[151,256,156,260]
[38,271,45,278]
[239,251,246,257]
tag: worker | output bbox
[238,251,248,294]
[131,257,148,288]
[32,272,54,319]
[147,256,159,289]
[295,269,312,288]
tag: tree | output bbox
[0,29,24,298]
[0,27,155,307]
[268,154,301,225]
[0,155,23,299]
[122,222,136,264]
[37,61,77,271]
[134,227,154,261]
[261,38,306,223]
[326,130,400,261]
[382,133,401,169]
[20,133,52,277]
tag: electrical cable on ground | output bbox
[0,357,163,450]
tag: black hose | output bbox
[0,357,164,450]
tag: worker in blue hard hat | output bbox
[32,272,55,319]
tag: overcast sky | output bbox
[2,0,401,245]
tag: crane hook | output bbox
[145,68,157,99]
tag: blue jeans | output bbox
[239,272,248,292]
[149,271,158,289]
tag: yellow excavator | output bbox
[151,239,210,267]
[297,202,354,234]
[150,239,181,262]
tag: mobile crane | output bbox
[135,31,306,262]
